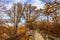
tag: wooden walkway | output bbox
[34,31,44,40]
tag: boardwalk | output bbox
[34,31,44,40]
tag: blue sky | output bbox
[5,0,60,9]
[2,0,55,21]
[1,0,60,22]
[2,0,46,23]
[1,0,60,9]
[5,0,45,9]
[2,0,45,19]
[1,0,45,20]
[1,0,58,25]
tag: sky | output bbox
[1,0,45,19]
[1,0,59,24]
[2,0,45,19]
[1,0,60,10]
[4,0,45,9]
[1,0,46,24]
[4,0,60,9]
[1,0,60,26]
[1,0,55,21]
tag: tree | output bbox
[5,2,43,40]
[42,0,60,39]
[23,4,42,30]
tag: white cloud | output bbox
[14,0,27,3]
[30,0,45,9]
[5,0,45,9]
[5,0,27,9]
[5,3,13,9]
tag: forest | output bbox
[0,0,60,40]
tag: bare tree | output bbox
[5,2,43,40]
[42,0,60,39]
